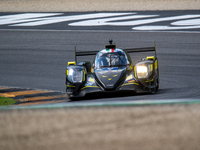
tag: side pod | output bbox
[66,63,87,96]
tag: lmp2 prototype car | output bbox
[66,40,159,99]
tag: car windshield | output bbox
[95,51,128,68]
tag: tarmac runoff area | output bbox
[0,0,200,12]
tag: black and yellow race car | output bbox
[66,40,159,99]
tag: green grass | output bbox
[0,96,16,106]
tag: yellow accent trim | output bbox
[66,69,68,75]
[126,74,133,80]
[67,85,75,87]
[113,74,118,77]
[145,79,154,82]
[134,66,137,78]
[68,61,76,65]
[102,75,107,77]
[108,78,112,80]
[146,56,155,60]
[83,70,85,82]
[120,82,139,87]
[81,86,100,90]
[155,60,158,69]
[151,64,153,71]
[130,64,133,70]
[88,77,95,82]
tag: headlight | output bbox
[135,62,153,79]
[68,67,83,83]
[136,65,148,78]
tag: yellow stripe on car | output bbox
[88,77,95,82]
[151,64,153,71]
[134,66,137,78]
[81,86,100,90]
[146,56,155,60]
[155,60,158,69]
[67,61,76,65]
[66,69,68,75]
[145,79,154,82]
[67,85,75,87]
[120,82,139,87]
[83,70,85,82]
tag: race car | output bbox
[66,40,159,99]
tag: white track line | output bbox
[0,29,200,34]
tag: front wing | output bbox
[67,74,148,98]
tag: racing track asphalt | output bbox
[0,30,200,103]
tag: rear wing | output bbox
[124,41,157,58]
[74,41,157,63]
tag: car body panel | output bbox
[66,41,159,98]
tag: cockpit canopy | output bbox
[94,49,129,69]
